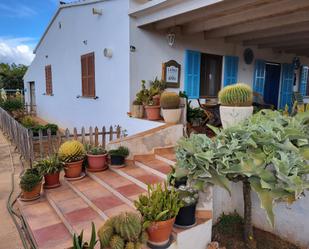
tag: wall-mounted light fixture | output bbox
[167,32,176,47]
[92,8,103,15]
[83,40,87,45]
[104,48,113,58]
[130,45,136,52]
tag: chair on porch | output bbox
[197,97,221,127]
[293,92,304,105]
[252,92,274,110]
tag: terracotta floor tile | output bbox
[57,197,88,214]
[64,207,98,225]
[104,204,136,217]
[33,222,71,249]
[22,202,62,230]
[137,174,163,185]
[72,178,101,191]
[121,166,146,177]
[116,184,145,197]
[46,187,76,202]
[100,175,132,188]
[92,195,123,211]
[82,186,111,200]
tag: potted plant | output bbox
[71,222,97,249]
[160,92,181,124]
[20,168,42,201]
[167,164,188,188]
[108,146,129,167]
[58,140,86,179]
[98,212,147,249]
[144,99,161,121]
[35,155,63,189]
[149,77,166,106]
[134,183,182,247]
[132,99,144,118]
[174,185,199,228]
[85,144,108,172]
[218,83,253,129]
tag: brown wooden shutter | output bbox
[45,65,52,95]
[81,52,95,97]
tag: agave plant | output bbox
[72,222,97,249]
[176,110,309,247]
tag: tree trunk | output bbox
[243,178,255,249]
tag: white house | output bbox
[24,0,309,135]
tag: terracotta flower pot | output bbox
[44,172,61,189]
[147,217,175,246]
[22,182,42,200]
[145,105,161,120]
[87,154,108,172]
[64,160,83,178]
[153,95,161,106]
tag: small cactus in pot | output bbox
[58,140,86,179]
[218,83,254,129]
[160,92,182,124]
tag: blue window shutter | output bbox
[184,50,201,99]
[299,66,308,97]
[224,56,239,86]
[279,63,294,110]
[253,59,266,96]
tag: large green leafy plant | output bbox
[176,110,309,248]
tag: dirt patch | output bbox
[212,212,301,249]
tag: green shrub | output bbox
[218,83,253,106]
[108,146,129,157]
[21,116,38,128]
[20,168,42,192]
[0,98,23,112]
[35,155,63,175]
[134,183,182,225]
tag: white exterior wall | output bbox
[24,0,162,135]
[129,20,309,106]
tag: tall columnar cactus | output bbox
[218,83,253,106]
[160,92,180,109]
[98,212,146,249]
[58,140,85,163]
[114,212,142,241]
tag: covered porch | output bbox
[130,0,309,111]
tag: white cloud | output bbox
[0,37,36,65]
[0,3,37,18]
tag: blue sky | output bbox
[0,0,58,65]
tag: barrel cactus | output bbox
[97,212,146,249]
[58,140,85,163]
[110,235,125,249]
[114,212,142,241]
[218,83,253,106]
[160,92,180,109]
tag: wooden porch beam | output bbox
[243,32,309,46]
[225,21,309,43]
[258,40,309,49]
[273,48,309,55]
[155,0,270,30]
[183,0,309,34]
[204,8,309,38]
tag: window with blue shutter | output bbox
[253,60,266,95]
[299,66,308,97]
[224,56,239,86]
[184,50,201,99]
[279,63,294,110]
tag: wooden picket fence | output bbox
[31,126,121,160]
[0,106,122,166]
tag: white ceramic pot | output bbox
[132,105,144,118]
[162,108,182,124]
[220,106,254,129]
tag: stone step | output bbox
[18,198,72,249]
[154,147,177,166]
[134,154,172,179]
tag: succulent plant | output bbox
[98,212,146,249]
[85,144,107,155]
[176,185,199,206]
[20,168,42,192]
[110,235,125,249]
[34,155,63,175]
[218,83,253,106]
[134,183,182,225]
[114,213,142,241]
[108,146,129,157]
[58,140,85,163]
[133,99,143,105]
[160,92,180,109]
